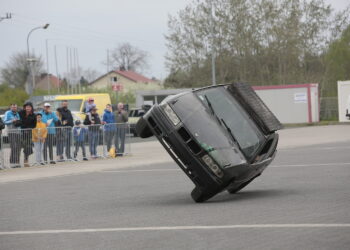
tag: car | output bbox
[136,82,282,202]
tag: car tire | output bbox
[135,117,153,138]
[191,186,217,203]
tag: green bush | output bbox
[0,84,29,106]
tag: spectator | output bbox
[114,102,128,156]
[73,120,88,161]
[40,103,59,164]
[57,100,74,161]
[0,116,4,169]
[32,113,47,165]
[102,104,116,152]
[18,102,36,167]
[84,107,101,159]
[84,97,95,113]
[3,104,21,168]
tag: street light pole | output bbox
[210,0,216,86]
[26,23,50,96]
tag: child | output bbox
[73,120,88,161]
[32,113,47,165]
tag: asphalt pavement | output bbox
[0,135,350,250]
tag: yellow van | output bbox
[39,93,111,121]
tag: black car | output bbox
[136,82,282,202]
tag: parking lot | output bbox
[0,126,350,250]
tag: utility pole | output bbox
[0,13,12,22]
[210,0,216,86]
[46,39,50,95]
[54,45,60,92]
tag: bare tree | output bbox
[82,68,100,83]
[1,51,44,88]
[109,43,149,73]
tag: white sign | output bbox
[294,93,307,103]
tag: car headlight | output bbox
[202,154,223,178]
[162,103,180,126]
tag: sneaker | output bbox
[57,156,64,162]
[40,162,46,166]
[50,161,56,164]
[83,157,88,161]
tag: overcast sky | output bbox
[0,0,349,81]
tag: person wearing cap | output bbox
[40,103,59,164]
[83,106,101,158]
[84,97,95,113]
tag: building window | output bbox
[111,76,118,83]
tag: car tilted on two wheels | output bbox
[136,82,282,202]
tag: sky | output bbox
[0,0,349,81]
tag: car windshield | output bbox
[52,99,83,112]
[196,87,264,159]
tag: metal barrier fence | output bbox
[0,123,131,170]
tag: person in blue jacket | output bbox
[73,120,88,161]
[3,104,21,168]
[40,103,59,164]
[102,104,116,152]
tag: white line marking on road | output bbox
[102,162,350,173]
[270,162,350,168]
[104,169,179,173]
[1,224,350,235]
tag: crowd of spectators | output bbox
[0,99,129,169]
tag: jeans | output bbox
[88,131,99,156]
[34,141,44,163]
[9,132,21,164]
[57,127,72,159]
[104,130,114,152]
[43,134,55,162]
[74,141,86,158]
[115,124,126,154]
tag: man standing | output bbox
[102,104,116,152]
[57,100,74,160]
[114,102,128,156]
[3,104,21,168]
[0,115,5,169]
[84,107,101,158]
[40,103,59,164]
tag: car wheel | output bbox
[191,186,217,203]
[135,117,153,138]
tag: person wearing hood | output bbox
[102,104,116,152]
[18,102,36,167]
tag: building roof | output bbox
[115,70,153,83]
[89,70,154,85]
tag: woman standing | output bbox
[18,102,36,167]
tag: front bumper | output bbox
[144,105,276,196]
